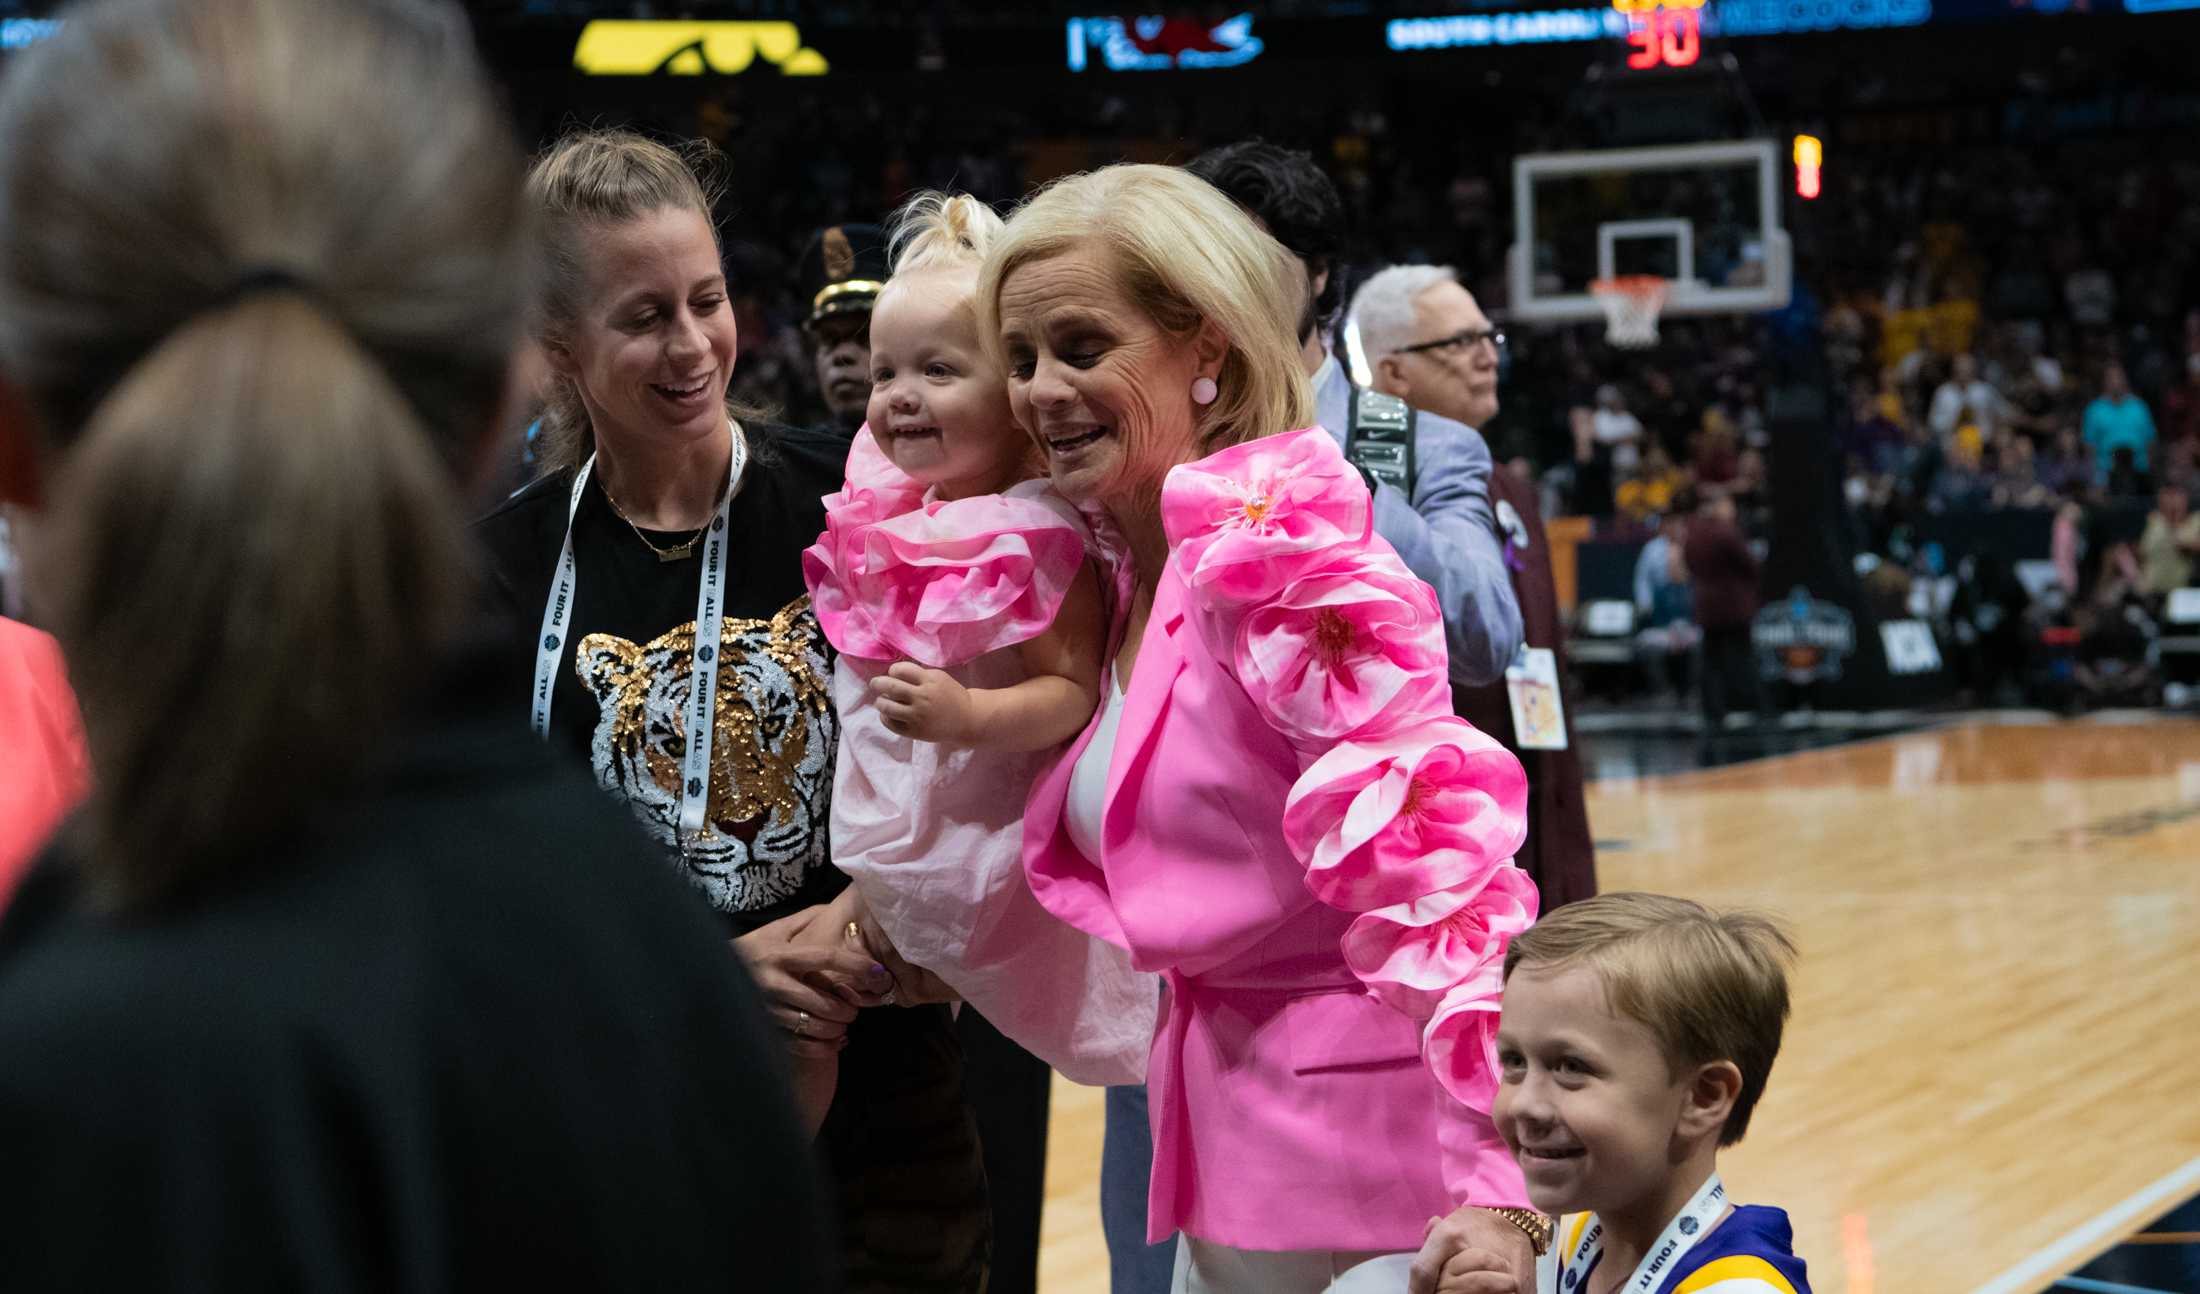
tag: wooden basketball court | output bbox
[1035,718,2200,1294]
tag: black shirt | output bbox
[477,423,992,1291]
[476,422,846,934]
[0,643,835,1292]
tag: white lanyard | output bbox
[1541,1173,1726,1294]
[530,426,747,843]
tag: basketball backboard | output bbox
[1506,138,1791,325]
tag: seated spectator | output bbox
[1569,403,1616,518]
[1693,414,1741,490]
[1633,510,1698,701]
[1989,434,2048,508]
[2038,427,2096,498]
[2051,498,2087,602]
[1592,382,1645,473]
[2138,485,2200,598]
[2106,445,2152,499]
[2161,351,2200,447]
[1929,352,2010,441]
[1843,376,1906,475]
[1615,441,1687,524]
[2075,544,2157,707]
[2084,361,2157,479]
[1930,438,1993,512]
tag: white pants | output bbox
[1170,1235,1416,1293]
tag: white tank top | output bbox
[1064,670,1127,865]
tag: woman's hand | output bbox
[1408,1207,1535,1294]
[837,887,963,1008]
[734,905,895,1060]
[870,661,976,745]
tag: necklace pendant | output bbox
[655,539,699,563]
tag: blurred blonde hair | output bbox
[1505,892,1797,1146]
[977,163,1312,456]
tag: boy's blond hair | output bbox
[1505,892,1796,1146]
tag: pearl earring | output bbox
[1191,376,1219,406]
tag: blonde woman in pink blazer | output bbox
[982,164,1546,1293]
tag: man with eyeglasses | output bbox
[1187,142,1523,689]
[1352,262,1597,921]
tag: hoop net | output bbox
[1590,275,1668,348]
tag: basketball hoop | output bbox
[1590,275,1668,348]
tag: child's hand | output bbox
[871,661,977,745]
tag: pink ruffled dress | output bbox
[1022,427,1536,1250]
[801,429,1155,1086]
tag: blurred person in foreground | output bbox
[0,0,830,1287]
[1353,263,1597,911]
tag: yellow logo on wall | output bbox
[573,21,829,76]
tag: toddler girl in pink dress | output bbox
[799,193,1154,1127]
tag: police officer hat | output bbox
[798,222,888,330]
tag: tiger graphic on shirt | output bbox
[577,596,834,914]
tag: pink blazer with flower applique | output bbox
[1023,427,1537,1253]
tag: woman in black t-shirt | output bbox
[477,129,988,1294]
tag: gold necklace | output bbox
[603,488,706,563]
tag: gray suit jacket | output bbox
[1314,354,1523,686]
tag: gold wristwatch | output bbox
[1484,1206,1555,1257]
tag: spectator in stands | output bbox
[2106,445,2152,500]
[2138,485,2200,598]
[1843,374,1906,474]
[1615,440,1686,524]
[2161,352,2200,447]
[1693,411,1741,490]
[1929,352,2009,442]
[1990,434,2048,508]
[1683,489,1763,732]
[2039,427,2096,499]
[2084,361,2157,480]
[1591,382,1644,473]
[1568,404,1615,518]
[2052,497,2087,602]
[2064,254,2118,331]
[2075,543,2158,707]
[1633,511,1697,701]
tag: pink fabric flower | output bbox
[803,429,1089,667]
[1423,963,1511,1112]
[1281,717,1529,912]
[1160,427,1371,606]
[1232,551,1449,749]
[1340,866,1539,1018]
